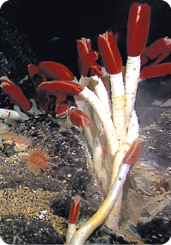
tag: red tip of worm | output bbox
[127,3,151,56]
[69,195,80,224]
[122,138,143,166]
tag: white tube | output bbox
[70,163,131,245]
[0,109,29,121]
[79,87,118,157]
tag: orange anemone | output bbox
[14,134,32,152]
[25,147,52,175]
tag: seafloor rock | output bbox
[0,115,104,244]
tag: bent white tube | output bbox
[66,223,77,244]
[91,76,111,117]
[0,109,29,122]
[70,163,131,245]
[79,87,118,157]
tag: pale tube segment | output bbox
[70,163,131,245]
[110,72,126,142]
[125,55,141,128]
[79,87,118,157]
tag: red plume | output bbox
[127,3,151,56]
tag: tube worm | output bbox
[37,80,84,96]
[90,75,111,117]
[140,63,171,80]
[141,37,171,66]
[56,101,69,118]
[77,38,93,77]
[77,38,91,59]
[39,61,75,81]
[127,3,151,57]
[76,39,110,166]
[69,106,91,128]
[66,195,80,244]
[28,64,39,78]
[28,62,75,88]
[74,94,95,150]
[74,76,96,149]
[80,75,110,192]
[70,139,142,245]
[28,64,43,88]
[76,38,103,78]
[125,3,151,128]
[105,108,139,230]
[78,86,118,157]
[88,107,109,194]
[98,31,122,74]
[76,35,113,165]
[0,109,29,122]
[0,77,31,112]
[98,32,126,220]
[122,138,143,165]
[98,31,125,142]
